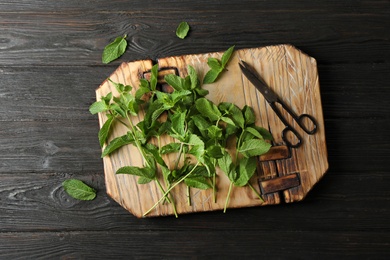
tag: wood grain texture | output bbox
[95,45,328,217]
[0,0,389,258]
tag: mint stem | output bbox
[248,182,264,202]
[143,161,200,217]
[224,182,233,213]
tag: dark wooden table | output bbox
[1,0,389,258]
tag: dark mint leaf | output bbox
[234,156,257,187]
[101,133,134,157]
[245,127,264,140]
[238,139,272,158]
[206,145,224,159]
[219,102,245,129]
[203,69,220,84]
[116,165,155,180]
[184,176,211,190]
[102,35,127,64]
[89,101,108,115]
[243,105,256,125]
[160,142,181,154]
[252,126,274,141]
[98,116,114,147]
[195,98,221,122]
[176,22,190,39]
[192,114,212,131]
[62,179,96,201]
[221,45,235,68]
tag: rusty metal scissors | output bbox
[239,60,318,148]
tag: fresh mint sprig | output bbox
[203,45,235,84]
[90,47,273,216]
[102,35,128,64]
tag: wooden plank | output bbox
[0,171,388,232]
[0,230,389,259]
[0,6,388,66]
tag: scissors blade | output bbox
[239,60,279,103]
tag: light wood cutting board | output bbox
[95,44,328,217]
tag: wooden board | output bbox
[95,44,328,217]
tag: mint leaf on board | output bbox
[102,35,127,64]
[195,98,221,122]
[203,46,235,84]
[234,157,257,187]
[176,22,190,39]
[62,179,97,201]
[238,139,272,158]
[101,133,134,157]
[98,115,114,147]
[184,176,212,190]
[89,101,108,115]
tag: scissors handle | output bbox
[269,100,318,148]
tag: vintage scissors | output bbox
[239,60,318,148]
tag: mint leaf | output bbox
[238,139,272,158]
[164,74,185,91]
[203,69,220,84]
[150,64,159,91]
[116,165,155,180]
[245,127,264,140]
[221,45,235,68]
[252,126,274,141]
[206,145,224,159]
[160,142,181,154]
[176,22,190,39]
[217,152,234,177]
[207,58,222,71]
[243,105,256,125]
[101,133,134,157]
[195,98,221,122]
[98,115,114,147]
[89,101,108,115]
[62,179,96,201]
[184,176,211,190]
[188,65,200,90]
[102,35,127,64]
[234,157,257,187]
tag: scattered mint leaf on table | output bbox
[62,179,97,201]
[102,35,127,64]
[176,22,190,39]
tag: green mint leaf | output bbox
[171,90,192,103]
[220,116,235,126]
[207,125,223,140]
[89,101,108,115]
[116,165,155,180]
[217,152,233,176]
[164,74,185,91]
[170,111,186,137]
[62,179,96,201]
[234,156,257,187]
[195,88,209,97]
[206,145,224,159]
[238,139,272,158]
[176,22,190,39]
[221,45,235,68]
[187,134,204,147]
[192,114,212,131]
[98,116,114,147]
[243,105,256,125]
[101,133,134,157]
[102,35,127,64]
[135,86,150,100]
[203,69,220,84]
[195,98,221,122]
[184,176,212,190]
[144,143,166,167]
[245,127,264,140]
[137,177,153,184]
[160,142,181,154]
[150,64,159,91]
[252,126,274,141]
[188,65,200,90]
[207,58,222,71]
[219,102,245,129]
